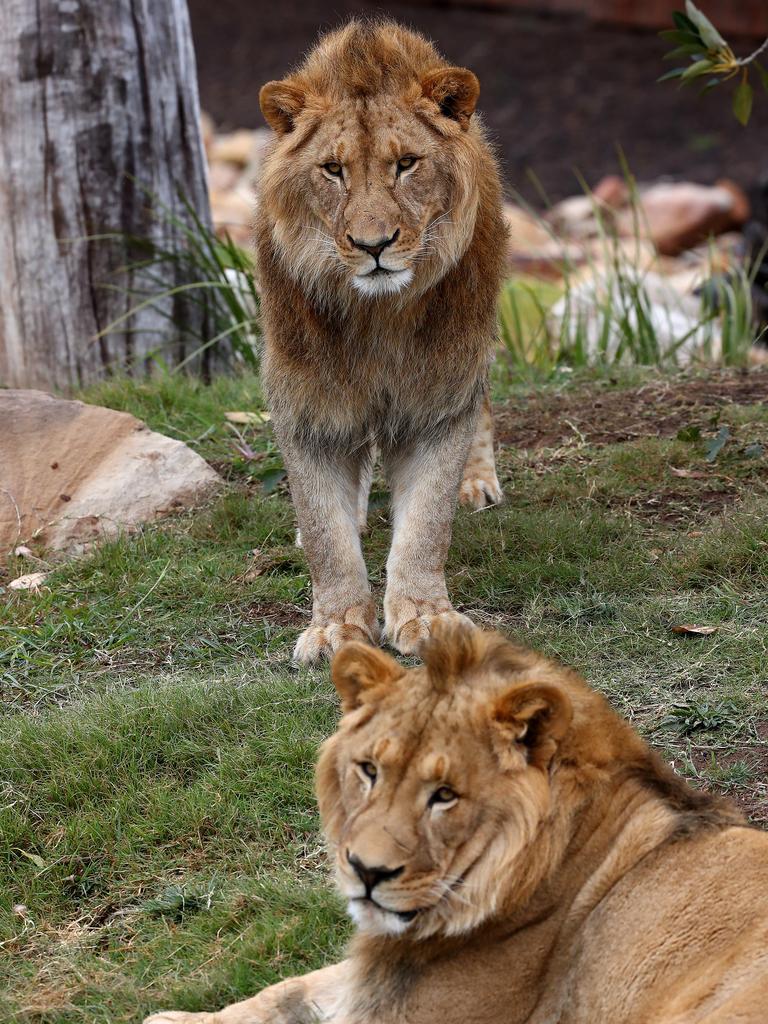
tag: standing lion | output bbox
[253,20,507,662]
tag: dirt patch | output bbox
[495,369,768,450]
[689,722,768,826]
[608,487,740,524]
[243,600,307,628]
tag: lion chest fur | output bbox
[336,825,768,1024]
[257,201,503,450]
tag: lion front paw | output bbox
[293,603,380,664]
[143,1013,213,1024]
[459,469,503,509]
[384,598,472,656]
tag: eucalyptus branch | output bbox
[659,2,768,125]
[738,36,768,68]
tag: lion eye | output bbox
[430,786,457,806]
[396,155,418,174]
[322,161,343,177]
[358,761,378,782]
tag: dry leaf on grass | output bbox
[670,623,719,636]
[670,467,709,479]
[225,411,271,425]
[18,850,46,869]
[8,571,48,592]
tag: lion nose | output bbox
[347,228,400,259]
[347,851,404,893]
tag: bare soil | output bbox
[608,487,738,525]
[243,599,309,628]
[494,369,768,449]
[690,721,768,826]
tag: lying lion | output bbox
[253,20,508,663]
[146,619,768,1024]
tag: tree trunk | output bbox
[0,0,211,392]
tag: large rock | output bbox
[620,181,748,256]
[0,391,221,558]
[504,203,584,278]
[547,179,750,257]
[548,270,719,367]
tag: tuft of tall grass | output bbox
[95,190,261,375]
[498,185,760,374]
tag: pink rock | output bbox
[593,175,629,210]
[631,182,748,257]
[0,391,220,558]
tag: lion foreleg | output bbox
[281,441,379,663]
[459,393,502,509]
[357,448,375,535]
[143,960,354,1024]
[383,414,475,655]
[296,447,374,548]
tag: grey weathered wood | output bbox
[0,0,211,391]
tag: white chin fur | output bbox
[347,899,413,936]
[352,268,413,297]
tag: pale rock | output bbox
[200,111,215,157]
[210,129,261,167]
[548,179,750,258]
[593,175,630,209]
[208,159,242,193]
[0,390,221,558]
[547,194,613,240]
[223,268,259,316]
[504,203,584,278]
[210,187,254,245]
[549,270,720,366]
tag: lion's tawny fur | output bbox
[145,620,767,1024]
[252,20,508,662]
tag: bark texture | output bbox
[0,0,211,391]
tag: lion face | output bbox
[281,97,453,298]
[316,622,573,938]
[258,23,485,299]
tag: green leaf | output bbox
[673,10,699,34]
[258,468,287,494]
[755,61,768,94]
[658,67,688,83]
[681,58,715,82]
[698,76,723,94]
[677,425,702,443]
[685,1,727,49]
[733,79,753,126]
[663,44,706,60]
[705,425,730,463]
[659,29,703,48]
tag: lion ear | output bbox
[421,67,480,129]
[331,643,405,712]
[491,680,573,769]
[259,80,306,134]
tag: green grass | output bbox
[1,368,767,1022]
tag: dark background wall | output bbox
[188,0,768,203]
